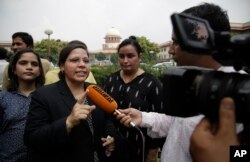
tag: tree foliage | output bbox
[34,39,67,64]
[109,36,160,65]
[95,52,107,61]
[110,53,118,65]
[136,36,160,64]
[33,35,160,65]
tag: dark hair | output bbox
[68,40,88,49]
[7,48,44,91]
[12,32,34,48]
[0,47,8,59]
[117,35,142,55]
[58,43,89,80]
[182,3,230,31]
[67,40,89,56]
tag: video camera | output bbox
[162,13,250,124]
[171,12,250,70]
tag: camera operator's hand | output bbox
[114,108,142,127]
[190,97,240,162]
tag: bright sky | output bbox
[1,0,249,50]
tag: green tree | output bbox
[91,65,117,86]
[109,36,159,65]
[95,52,107,61]
[110,53,118,65]
[136,36,160,64]
[34,39,67,64]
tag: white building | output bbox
[157,41,172,62]
[90,27,122,65]
[102,27,122,53]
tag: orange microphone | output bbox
[86,85,135,127]
[86,85,144,161]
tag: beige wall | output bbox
[0,41,12,51]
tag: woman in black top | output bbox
[24,43,119,162]
[104,36,164,162]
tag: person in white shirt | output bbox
[0,47,9,90]
[115,2,246,162]
[116,97,241,162]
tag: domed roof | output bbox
[106,27,121,36]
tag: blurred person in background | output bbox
[2,32,51,90]
[0,47,9,90]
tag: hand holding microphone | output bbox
[87,85,145,162]
[86,85,136,127]
[115,108,142,128]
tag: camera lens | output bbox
[163,67,250,124]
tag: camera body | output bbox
[163,13,250,123]
[163,66,250,123]
[171,13,250,70]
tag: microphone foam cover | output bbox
[86,85,118,113]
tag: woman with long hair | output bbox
[0,48,44,161]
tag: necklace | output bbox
[74,95,81,100]
[73,88,85,101]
